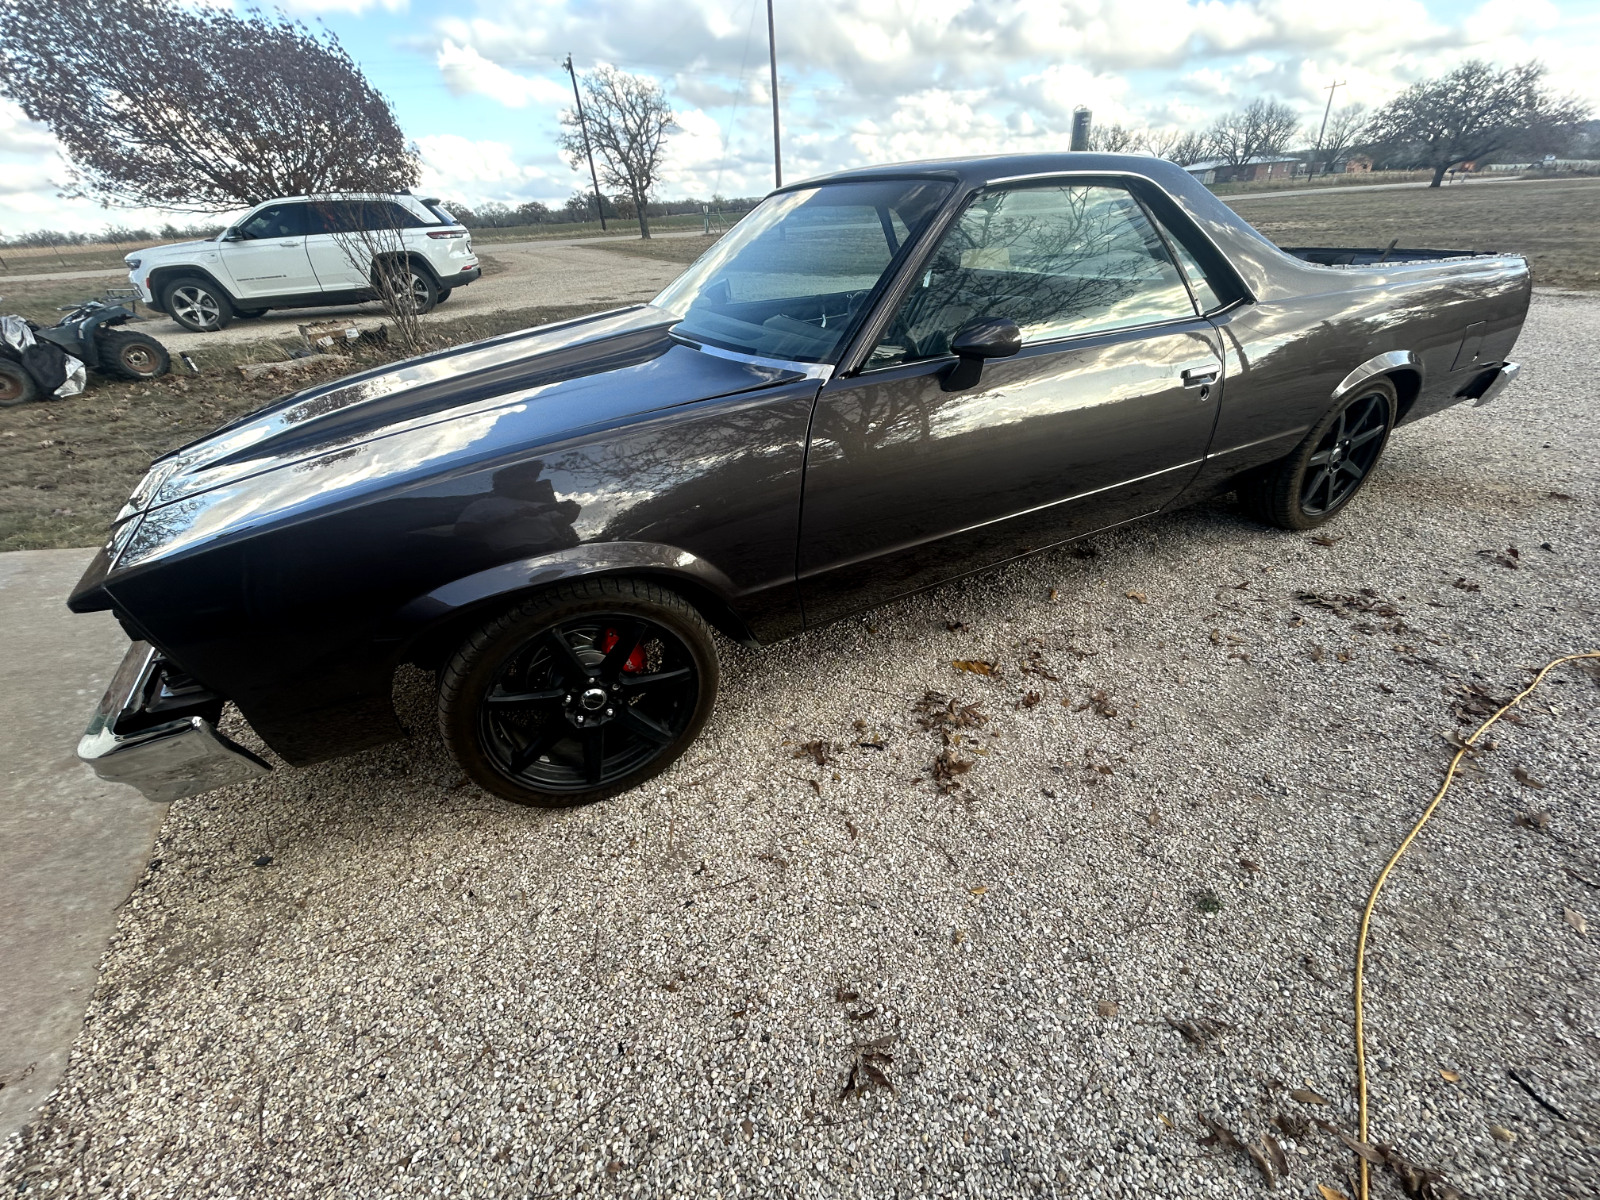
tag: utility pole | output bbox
[564,54,607,231]
[767,0,782,188]
[1312,79,1346,177]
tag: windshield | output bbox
[653,180,952,364]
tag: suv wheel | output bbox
[376,261,438,316]
[163,277,234,332]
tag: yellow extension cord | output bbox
[1352,649,1600,1200]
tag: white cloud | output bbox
[271,0,408,13]
[414,134,553,202]
[435,40,569,108]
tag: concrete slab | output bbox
[0,549,166,1141]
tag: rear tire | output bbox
[1237,377,1397,530]
[439,577,719,808]
[98,330,171,380]
[435,288,452,304]
[162,276,234,332]
[376,261,438,316]
[0,359,40,407]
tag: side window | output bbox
[236,204,306,240]
[1150,213,1223,312]
[377,201,424,230]
[306,201,369,236]
[869,183,1196,368]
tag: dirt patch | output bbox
[1230,177,1600,290]
[0,304,599,552]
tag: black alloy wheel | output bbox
[1298,391,1389,518]
[1237,376,1397,530]
[439,578,718,807]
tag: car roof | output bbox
[783,151,1190,193]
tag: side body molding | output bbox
[1332,350,1421,402]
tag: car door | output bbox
[302,199,369,293]
[217,203,318,300]
[797,180,1224,624]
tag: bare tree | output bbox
[309,198,429,355]
[1208,98,1301,167]
[1087,122,1142,153]
[1170,130,1213,166]
[1310,104,1369,175]
[559,66,677,239]
[1368,60,1590,187]
[0,0,417,212]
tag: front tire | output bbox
[1237,378,1397,530]
[98,330,171,380]
[162,277,234,332]
[439,577,719,807]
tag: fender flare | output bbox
[1331,349,1423,422]
[391,542,763,666]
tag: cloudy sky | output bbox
[3,0,1598,233]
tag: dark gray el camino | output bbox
[69,153,1529,806]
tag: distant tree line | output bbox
[435,193,763,230]
[1091,61,1591,187]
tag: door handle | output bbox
[1181,367,1219,388]
[279,241,299,247]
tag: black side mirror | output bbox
[942,316,1022,392]
[221,229,243,242]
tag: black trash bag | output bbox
[22,340,69,395]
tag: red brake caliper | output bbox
[598,627,646,673]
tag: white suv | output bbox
[125,194,481,332]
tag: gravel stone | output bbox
[3,291,1597,1198]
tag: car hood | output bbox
[138,238,217,260]
[76,305,811,596]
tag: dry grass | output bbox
[1229,176,1600,290]
[0,304,597,552]
[585,234,724,265]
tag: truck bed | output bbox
[1280,246,1495,267]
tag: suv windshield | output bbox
[653,180,951,364]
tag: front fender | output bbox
[393,542,773,667]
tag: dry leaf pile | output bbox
[839,1035,898,1100]
[1166,1015,1231,1050]
[913,691,988,795]
[1315,1120,1463,1200]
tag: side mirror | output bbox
[221,229,242,242]
[942,316,1022,392]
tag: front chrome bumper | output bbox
[77,641,270,803]
[1473,360,1521,407]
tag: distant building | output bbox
[1342,155,1373,174]
[1182,156,1302,185]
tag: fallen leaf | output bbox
[1126,590,1147,603]
[1263,1131,1289,1178]
[1310,645,1327,663]
[1019,691,1041,709]
[1565,908,1588,935]
[1239,858,1262,872]
[740,1118,754,1139]
[1097,1000,1119,1018]
[945,620,970,632]
[1512,766,1545,789]
[1490,1125,1517,1143]
[1547,491,1572,500]
[969,885,988,897]
[1167,1016,1231,1048]
[1047,588,1060,602]
[793,740,835,767]
[1310,534,1340,546]
[1158,1113,1175,1130]
[952,660,996,676]
[846,1006,878,1021]
[1317,1186,1352,1200]
[1452,577,1481,592]
[1244,1141,1276,1188]
[1514,810,1551,831]
[1289,1088,1329,1106]
[1197,1113,1241,1150]
[1208,628,1222,644]
[845,820,859,839]
[835,987,860,1003]
[1440,1069,1462,1083]
[606,1160,622,1176]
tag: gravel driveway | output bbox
[4,292,1597,1199]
